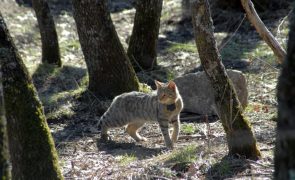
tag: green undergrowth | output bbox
[44,88,85,120]
[59,39,81,54]
[181,123,196,135]
[118,153,137,166]
[219,34,285,66]
[32,63,88,121]
[206,156,250,179]
[167,42,196,53]
[166,145,197,165]
[166,70,175,81]
[164,145,198,173]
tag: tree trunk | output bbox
[32,0,61,66]
[127,0,163,71]
[0,12,63,180]
[0,66,10,180]
[72,0,139,98]
[191,0,261,160]
[241,0,286,64]
[182,0,191,20]
[275,8,295,180]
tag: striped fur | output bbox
[98,80,183,149]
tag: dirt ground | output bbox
[0,0,292,179]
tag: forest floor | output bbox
[0,0,292,179]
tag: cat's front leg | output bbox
[158,118,173,149]
[171,115,180,143]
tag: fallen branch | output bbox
[241,0,286,64]
[246,159,274,168]
[180,113,219,123]
[150,176,171,180]
[178,134,216,140]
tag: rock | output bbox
[174,69,248,115]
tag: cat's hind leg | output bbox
[126,122,147,142]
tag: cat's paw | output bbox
[140,137,148,142]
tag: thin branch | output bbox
[178,134,216,140]
[241,0,286,64]
[219,14,246,51]
[276,8,293,37]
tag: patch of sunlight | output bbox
[167,42,196,53]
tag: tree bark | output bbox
[127,0,163,71]
[241,0,286,64]
[181,0,191,20]
[191,0,261,160]
[275,8,295,180]
[0,12,63,179]
[0,67,10,180]
[72,0,139,98]
[32,0,61,66]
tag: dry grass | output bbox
[0,0,290,178]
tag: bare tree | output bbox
[127,0,163,71]
[32,0,61,66]
[72,0,139,98]
[275,8,295,180]
[191,0,261,159]
[0,12,63,179]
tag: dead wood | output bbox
[241,0,286,64]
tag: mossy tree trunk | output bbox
[275,8,295,180]
[32,0,61,66]
[191,0,261,160]
[72,0,139,98]
[0,12,63,179]
[0,66,10,180]
[127,0,163,71]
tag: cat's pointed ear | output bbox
[155,80,163,89]
[168,81,176,91]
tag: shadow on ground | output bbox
[97,140,164,160]
[158,1,291,73]
[32,63,87,121]
[205,155,250,179]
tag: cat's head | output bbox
[155,80,179,104]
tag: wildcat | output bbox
[98,80,183,149]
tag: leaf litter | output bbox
[0,0,291,179]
